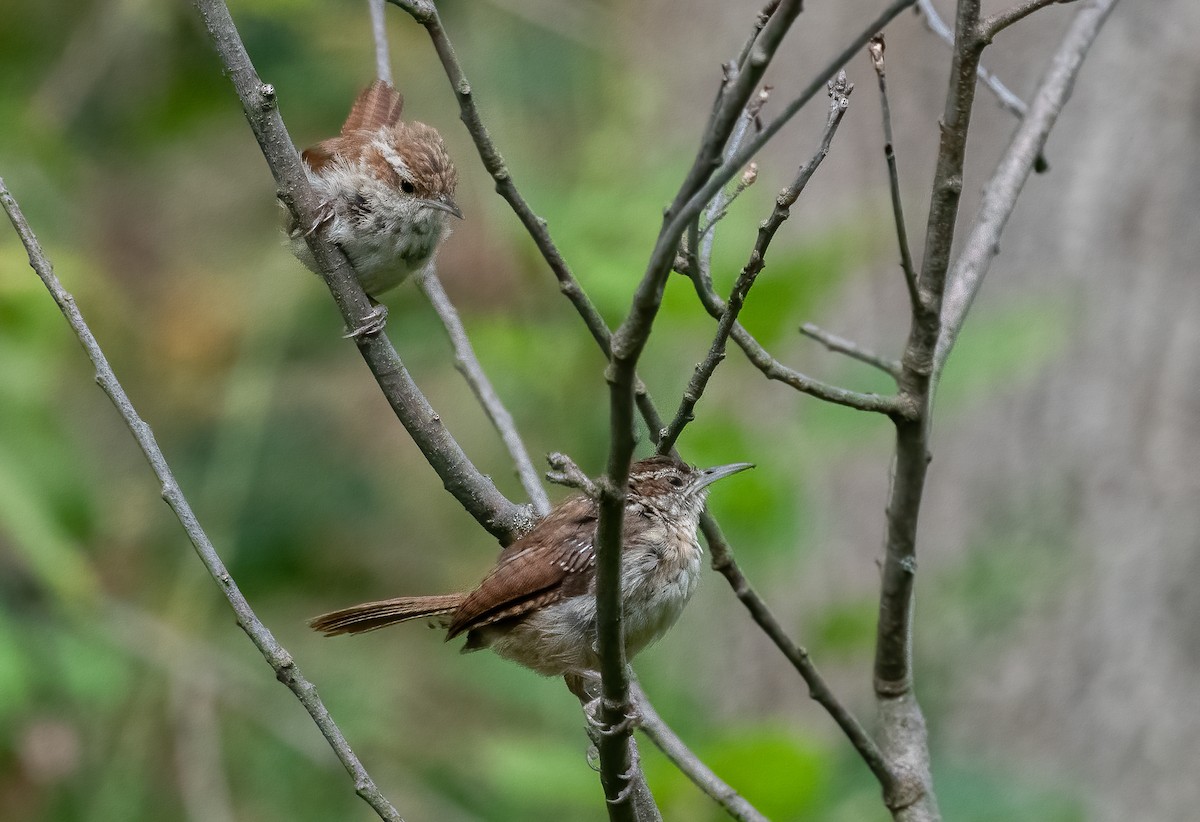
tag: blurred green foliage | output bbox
[0,1,1083,820]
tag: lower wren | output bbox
[310,457,752,686]
[286,80,461,336]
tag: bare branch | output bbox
[386,0,618,361]
[668,0,917,248]
[595,3,806,812]
[980,0,1078,40]
[698,87,769,273]
[868,35,920,308]
[369,0,394,84]
[800,322,902,380]
[544,452,598,498]
[936,0,1119,375]
[418,269,551,515]
[631,680,768,822]
[698,514,898,797]
[0,177,405,822]
[690,277,907,417]
[190,0,531,545]
[916,0,1030,118]
[662,73,857,452]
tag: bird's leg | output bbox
[305,199,336,237]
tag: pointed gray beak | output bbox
[694,462,754,491]
[421,196,464,219]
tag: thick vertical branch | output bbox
[595,5,806,813]
[871,1,987,818]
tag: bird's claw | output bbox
[305,201,336,237]
[343,304,389,339]
[584,700,641,737]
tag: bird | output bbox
[310,456,752,690]
[286,80,461,336]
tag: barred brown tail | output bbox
[309,594,465,636]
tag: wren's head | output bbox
[626,456,754,526]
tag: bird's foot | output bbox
[343,304,389,339]
[305,200,336,237]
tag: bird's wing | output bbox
[341,80,405,135]
[447,495,596,638]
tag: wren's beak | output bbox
[693,462,754,492]
[421,195,464,220]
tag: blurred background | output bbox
[1,0,1195,820]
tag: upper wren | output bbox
[287,80,461,316]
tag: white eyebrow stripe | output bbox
[375,138,412,180]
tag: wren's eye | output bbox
[669,476,685,488]
[400,180,416,195]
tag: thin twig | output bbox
[190,0,532,545]
[0,177,405,822]
[800,323,902,380]
[544,451,598,498]
[369,0,394,84]
[418,269,551,515]
[916,0,1030,118]
[661,73,856,453]
[690,278,907,418]
[698,87,768,273]
[936,0,1119,376]
[980,0,1077,40]
[631,680,768,822]
[868,35,919,308]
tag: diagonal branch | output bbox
[418,269,551,514]
[190,0,531,545]
[980,0,1078,40]
[800,323,903,380]
[631,680,768,822]
[698,515,897,795]
[0,177,404,822]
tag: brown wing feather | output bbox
[341,80,404,135]
[301,136,352,172]
[447,495,597,638]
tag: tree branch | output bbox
[189,0,532,545]
[698,513,898,795]
[800,323,902,380]
[916,0,1031,118]
[631,680,768,822]
[661,72,856,453]
[980,0,1077,41]
[368,0,394,84]
[868,35,920,308]
[0,177,405,822]
[936,0,1118,376]
[595,3,806,813]
[418,269,552,514]
[690,276,907,417]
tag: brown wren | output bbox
[287,80,461,335]
[310,457,752,683]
